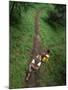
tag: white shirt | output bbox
[31,59,41,67]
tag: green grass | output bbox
[10,3,66,88]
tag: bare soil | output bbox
[25,11,41,88]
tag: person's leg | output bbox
[26,64,32,81]
[26,72,31,81]
[29,64,32,72]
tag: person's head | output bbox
[47,49,50,54]
[41,49,50,55]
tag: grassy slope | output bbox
[39,20,66,86]
[10,4,66,88]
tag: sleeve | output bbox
[46,54,50,58]
[31,59,35,64]
[37,62,41,66]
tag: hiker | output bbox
[26,49,50,81]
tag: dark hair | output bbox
[47,49,50,53]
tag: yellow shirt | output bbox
[36,54,50,63]
[42,54,49,62]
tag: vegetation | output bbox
[42,4,66,29]
[9,1,66,88]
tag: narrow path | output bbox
[25,10,41,87]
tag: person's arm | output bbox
[36,62,41,70]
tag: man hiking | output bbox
[26,49,50,81]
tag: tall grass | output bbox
[10,2,66,88]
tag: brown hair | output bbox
[47,49,50,54]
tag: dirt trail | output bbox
[25,10,41,88]
[32,10,41,58]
